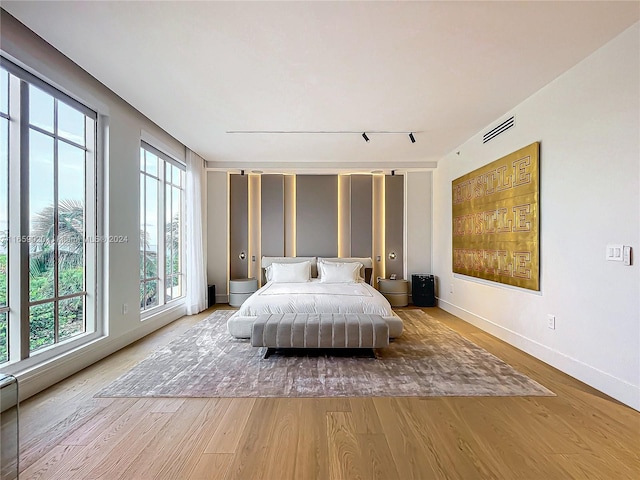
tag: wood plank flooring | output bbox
[13,306,640,479]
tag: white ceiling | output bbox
[2,1,638,171]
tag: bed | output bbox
[226,256,403,339]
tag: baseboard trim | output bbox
[13,305,186,401]
[438,299,639,411]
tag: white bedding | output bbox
[227,279,403,338]
[236,279,392,316]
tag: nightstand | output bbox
[229,278,258,307]
[378,278,409,307]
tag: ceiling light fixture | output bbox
[227,130,420,143]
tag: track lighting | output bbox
[227,130,419,143]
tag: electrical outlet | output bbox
[449,284,454,294]
[122,303,128,315]
[547,314,555,330]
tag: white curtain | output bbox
[185,149,208,315]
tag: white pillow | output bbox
[270,261,311,283]
[319,262,362,283]
[262,256,318,278]
[318,258,367,281]
[264,265,273,282]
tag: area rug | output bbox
[96,309,554,398]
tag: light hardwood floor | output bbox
[15,306,640,479]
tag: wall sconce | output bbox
[239,251,246,260]
[388,252,397,260]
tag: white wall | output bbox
[433,24,640,410]
[2,14,190,399]
[405,171,433,293]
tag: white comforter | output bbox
[236,279,394,317]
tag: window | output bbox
[140,142,184,313]
[0,57,98,365]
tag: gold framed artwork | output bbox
[452,142,540,290]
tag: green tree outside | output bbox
[0,202,180,361]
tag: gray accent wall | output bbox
[385,175,404,279]
[351,175,373,258]
[229,174,248,279]
[207,171,229,301]
[296,175,339,257]
[261,174,285,257]
[227,173,405,281]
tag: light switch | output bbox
[606,244,623,261]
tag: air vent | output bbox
[483,116,515,144]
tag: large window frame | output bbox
[0,57,99,368]
[140,141,185,316]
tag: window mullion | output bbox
[85,115,97,335]
[143,171,147,308]
[158,163,165,307]
[166,182,172,303]
[8,78,31,361]
[26,124,87,151]
[52,99,59,344]
[141,161,148,311]
[5,75,20,362]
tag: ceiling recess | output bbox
[483,116,515,144]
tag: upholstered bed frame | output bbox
[227,256,403,339]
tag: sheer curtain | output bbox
[185,149,208,315]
